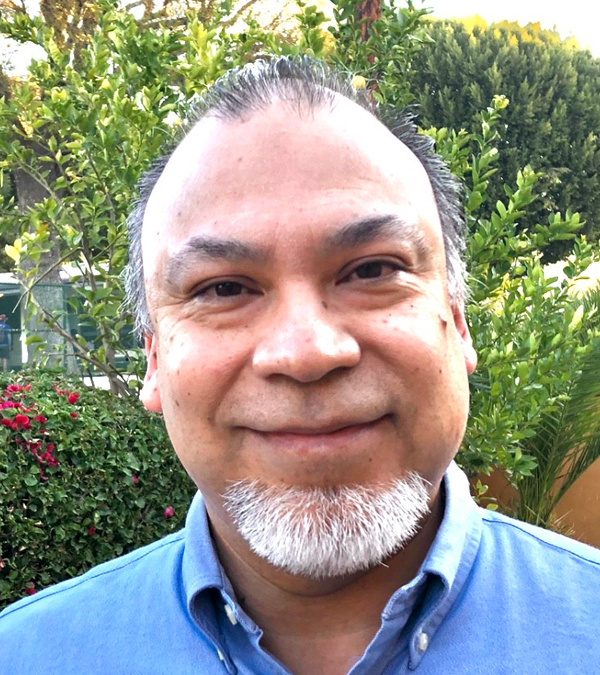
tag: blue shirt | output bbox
[1,462,600,674]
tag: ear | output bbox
[452,303,477,376]
[140,334,163,413]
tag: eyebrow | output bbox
[165,235,269,288]
[324,214,428,256]
[164,214,428,288]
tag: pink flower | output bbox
[1,401,16,409]
[68,392,80,404]
[164,506,175,519]
[131,474,139,485]
[70,411,78,419]
[87,526,96,536]
[6,384,22,393]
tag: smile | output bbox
[247,416,389,452]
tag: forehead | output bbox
[142,96,442,278]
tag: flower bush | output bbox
[0,369,195,608]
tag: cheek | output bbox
[157,327,248,422]
[373,307,470,427]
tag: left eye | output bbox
[340,260,402,283]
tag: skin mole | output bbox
[322,301,328,309]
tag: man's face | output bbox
[140,96,476,532]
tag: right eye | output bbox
[194,279,261,301]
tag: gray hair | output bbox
[124,56,466,339]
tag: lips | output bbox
[243,416,390,454]
[250,415,387,436]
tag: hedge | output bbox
[0,369,196,608]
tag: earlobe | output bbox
[140,334,163,413]
[452,304,477,376]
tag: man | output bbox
[1,57,599,674]
[0,314,10,371]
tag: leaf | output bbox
[568,304,584,331]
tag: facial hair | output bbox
[222,472,431,579]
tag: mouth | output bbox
[246,415,390,450]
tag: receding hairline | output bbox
[145,89,431,221]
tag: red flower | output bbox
[25,583,36,596]
[131,474,139,485]
[164,506,175,519]
[70,411,78,419]
[33,415,47,424]
[46,444,55,452]
[14,414,31,430]
[1,401,16,409]
[24,385,31,390]
[0,418,11,427]
[68,392,80,404]
[6,384,22,393]
[87,526,96,536]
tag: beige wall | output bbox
[554,458,600,548]
[478,457,600,548]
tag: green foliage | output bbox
[329,0,430,107]
[0,369,195,609]
[428,97,600,526]
[409,20,600,259]
[0,2,279,391]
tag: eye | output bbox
[339,260,403,284]
[195,279,260,300]
[211,281,244,297]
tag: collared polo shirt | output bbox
[1,462,600,674]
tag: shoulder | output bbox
[477,507,600,589]
[0,530,185,625]
[480,507,600,562]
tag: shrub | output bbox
[428,97,600,527]
[0,369,195,608]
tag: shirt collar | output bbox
[420,460,481,585]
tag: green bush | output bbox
[0,369,195,608]
[428,97,600,527]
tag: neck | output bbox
[208,488,444,675]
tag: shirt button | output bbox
[224,603,238,626]
[417,631,429,653]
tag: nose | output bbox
[252,293,361,383]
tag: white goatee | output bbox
[222,472,431,579]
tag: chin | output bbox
[222,472,431,578]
